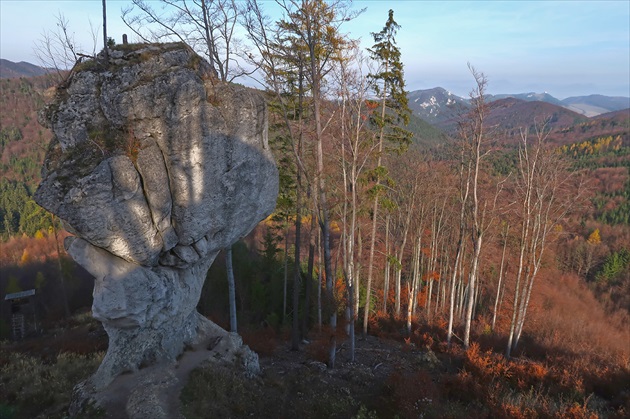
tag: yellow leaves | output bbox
[330,221,341,233]
[560,135,621,157]
[587,228,601,245]
[262,214,275,226]
[19,248,32,266]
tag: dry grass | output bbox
[0,350,103,418]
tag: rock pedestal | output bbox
[35,43,278,416]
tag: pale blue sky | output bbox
[1,0,628,99]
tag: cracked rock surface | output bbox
[34,43,278,398]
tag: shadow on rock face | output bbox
[34,43,278,416]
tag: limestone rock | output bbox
[35,42,278,407]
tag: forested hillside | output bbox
[0,1,629,417]
[1,63,628,349]
[0,76,56,240]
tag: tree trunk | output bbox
[226,246,237,333]
[303,209,316,338]
[291,170,302,350]
[102,0,109,62]
[407,234,422,332]
[355,227,362,318]
[447,241,462,345]
[492,225,508,331]
[316,225,322,329]
[363,195,379,336]
[283,224,289,323]
[394,268,402,317]
[383,214,391,313]
[464,148,484,349]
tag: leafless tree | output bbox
[122,0,252,81]
[336,48,377,361]
[505,120,587,357]
[452,65,504,349]
[387,156,421,317]
[491,222,509,331]
[33,13,99,83]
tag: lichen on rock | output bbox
[35,43,278,415]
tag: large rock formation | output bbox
[35,43,278,410]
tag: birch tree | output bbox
[506,121,585,357]
[336,49,375,360]
[447,82,473,346]
[389,156,420,317]
[461,66,487,349]
[491,222,509,331]
[452,65,504,349]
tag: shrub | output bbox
[0,351,103,418]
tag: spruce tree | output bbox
[363,9,412,335]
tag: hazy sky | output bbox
[1,0,628,99]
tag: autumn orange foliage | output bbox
[0,230,70,267]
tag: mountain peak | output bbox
[407,88,469,123]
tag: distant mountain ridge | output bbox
[3,59,628,117]
[484,98,588,134]
[561,95,630,117]
[429,97,589,135]
[0,59,49,79]
[487,92,563,106]
[408,88,630,128]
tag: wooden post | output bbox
[102,0,109,61]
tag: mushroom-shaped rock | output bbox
[35,43,278,400]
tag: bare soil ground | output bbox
[179,331,456,419]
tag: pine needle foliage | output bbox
[367,9,413,155]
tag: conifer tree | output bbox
[363,9,412,335]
